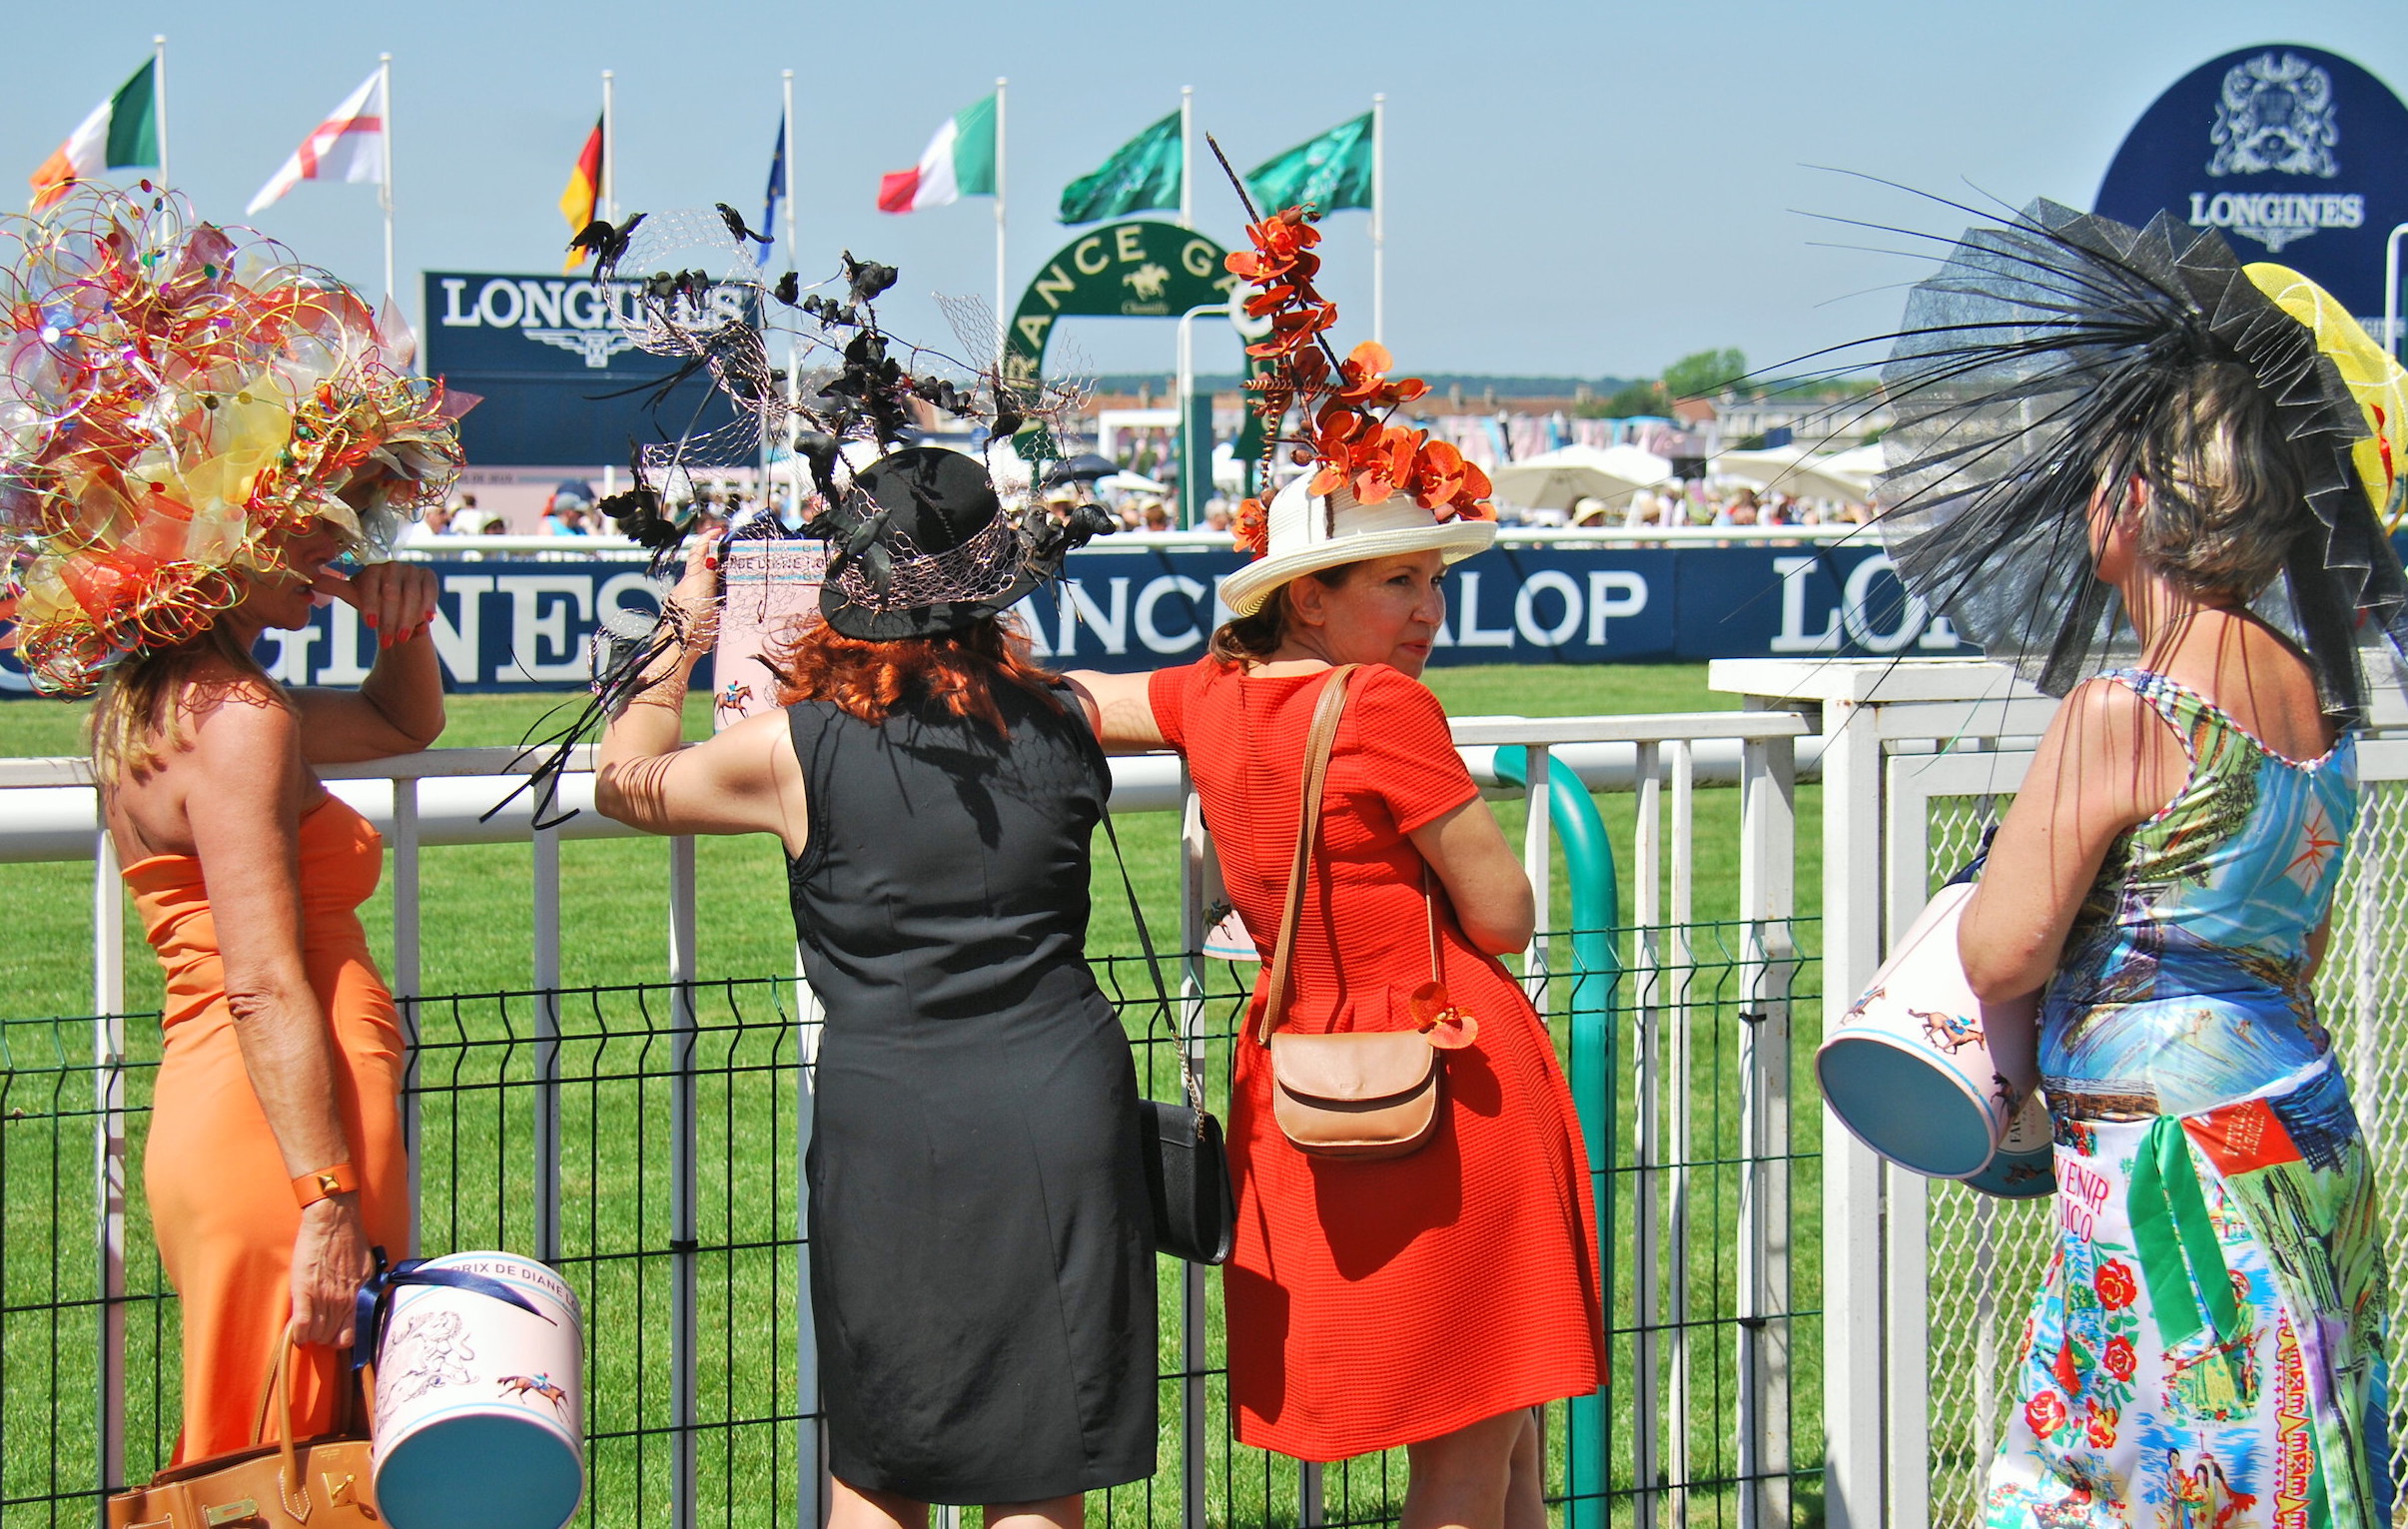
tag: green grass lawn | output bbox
[0,664,1829,1527]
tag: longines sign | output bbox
[422,271,754,467]
[2097,45,2408,319]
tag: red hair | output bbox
[769,614,1062,737]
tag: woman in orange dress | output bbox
[1071,477,1604,1529]
[0,189,462,1463]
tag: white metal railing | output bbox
[386,525,1866,561]
[2,708,1813,1527]
[1712,655,2408,1529]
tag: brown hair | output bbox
[88,621,278,785]
[1206,564,1360,665]
[769,614,1062,737]
[2117,360,2310,602]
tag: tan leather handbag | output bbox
[108,1328,379,1529]
[1256,665,1475,1160]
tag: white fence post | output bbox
[1667,740,1696,1527]
[92,829,127,1496]
[393,776,423,1247]
[1817,695,1888,1529]
[533,820,562,1262]
[1630,738,1663,1527]
[669,835,699,1529]
[1179,779,1211,1529]
[1735,729,1797,1529]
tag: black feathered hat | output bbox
[816,446,1108,639]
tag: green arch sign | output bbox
[1001,219,1269,490]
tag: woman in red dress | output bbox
[1071,472,1603,1529]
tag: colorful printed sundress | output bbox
[1986,669,2391,1529]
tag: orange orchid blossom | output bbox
[1222,206,1493,551]
[1232,495,1270,556]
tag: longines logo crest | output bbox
[523,330,640,369]
[2208,51,2340,178]
[2185,50,2364,254]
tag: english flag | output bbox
[248,70,386,216]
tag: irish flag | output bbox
[29,58,161,212]
[877,93,997,214]
[247,69,386,216]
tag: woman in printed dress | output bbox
[1959,359,2389,1528]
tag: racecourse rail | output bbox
[9,661,2404,1529]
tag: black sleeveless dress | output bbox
[784,683,1157,1504]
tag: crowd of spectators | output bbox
[1553,484,1873,529]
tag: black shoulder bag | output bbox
[1098,808,1235,1265]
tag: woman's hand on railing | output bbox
[289,1191,375,1347]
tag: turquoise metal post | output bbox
[1494,746,1621,1529]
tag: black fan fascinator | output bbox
[488,211,1109,825]
[1868,197,2408,719]
[812,447,1114,640]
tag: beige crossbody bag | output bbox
[1256,665,1476,1160]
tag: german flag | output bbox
[559,114,603,271]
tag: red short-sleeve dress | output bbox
[1150,657,1603,1460]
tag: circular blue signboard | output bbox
[2095,43,2408,319]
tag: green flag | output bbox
[1244,112,1374,215]
[1058,111,1183,225]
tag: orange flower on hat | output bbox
[1223,205,1491,523]
[1232,496,1269,557]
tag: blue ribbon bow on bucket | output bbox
[354,1247,555,1373]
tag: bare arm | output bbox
[289,561,445,761]
[1062,669,1167,752]
[592,536,811,851]
[182,688,372,1346]
[1959,678,2186,1001]
[1408,797,1537,956]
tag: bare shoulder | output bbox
[180,666,301,773]
[2050,674,2186,823]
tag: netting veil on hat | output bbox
[0,186,463,695]
[1863,196,2408,718]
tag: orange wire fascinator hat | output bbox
[0,185,464,696]
[1207,137,1495,617]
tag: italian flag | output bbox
[877,93,997,214]
[30,59,161,212]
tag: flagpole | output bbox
[1178,86,1193,230]
[1371,93,1385,346]
[993,76,1008,369]
[783,69,800,516]
[153,36,170,188]
[379,54,396,307]
[781,71,798,264]
[601,70,616,224]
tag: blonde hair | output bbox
[2118,360,2308,601]
[88,623,281,785]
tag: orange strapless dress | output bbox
[126,794,411,1464]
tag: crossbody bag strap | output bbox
[1097,805,1206,1123]
[1257,664,1360,1046]
[1424,864,1444,986]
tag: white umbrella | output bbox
[1095,470,1170,495]
[1488,443,1669,513]
[1712,445,1869,503]
[1817,441,1885,492]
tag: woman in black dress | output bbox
[594,446,1156,1528]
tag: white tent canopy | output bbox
[1712,444,1872,503]
[1489,443,1673,513]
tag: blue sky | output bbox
[4,0,2403,382]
